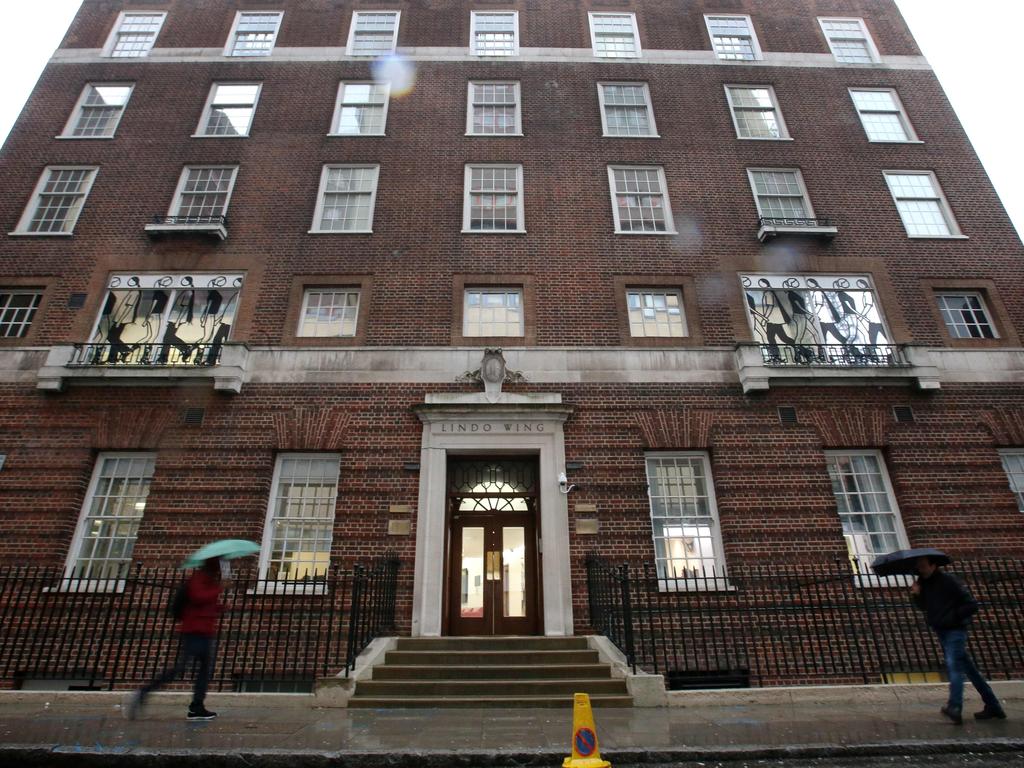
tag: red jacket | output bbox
[179,570,223,637]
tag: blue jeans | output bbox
[937,629,998,711]
[140,633,216,709]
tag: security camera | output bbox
[558,471,577,495]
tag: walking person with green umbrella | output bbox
[128,539,259,721]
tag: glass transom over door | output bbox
[447,458,540,636]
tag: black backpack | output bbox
[169,581,188,620]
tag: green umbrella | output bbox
[182,539,261,569]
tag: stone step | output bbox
[347,694,634,709]
[371,663,614,681]
[354,678,629,697]
[383,649,600,666]
[394,636,590,652]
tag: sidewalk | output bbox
[1,690,1022,766]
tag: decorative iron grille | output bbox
[759,343,909,368]
[68,342,224,367]
[759,216,835,229]
[150,215,228,227]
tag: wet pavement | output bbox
[0,695,1021,760]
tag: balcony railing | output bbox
[68,342,224,368]
[145,214,228,240]
[760,343,909,368]
[757,216,838,242]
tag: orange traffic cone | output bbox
[563,693,611,768]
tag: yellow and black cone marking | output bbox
[563,693,611,768]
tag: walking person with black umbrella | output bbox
[874,547,1007,725]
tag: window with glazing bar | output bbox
[197,83,261,136]
[226,11,282,56]
[598,83,657,137]
[471,11,518,56]
[883,171,960,237]
[748,169,814,219]
[0,290,42,338]
[627,289,687,338]
[169,167,238,220]
[726,86,788,139]
[467,82,521,135]
[299,289,361,337]
[463,288,524,337]
[15,167,98,234]
[463,165,524,232]
[608,166,674,233]
[589,13,641,58]
[850,89,917,142]
[331,82,390,135]
[705,15,761,60]
[62,84,134,138]
[104,12,165,57]
[311,166,380,232]
[935,293,997,339]
[259,455,341,582]
[1000,451,1024,513]
[819,17,879,64]
[348,11,400,56]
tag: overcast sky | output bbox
[0,1,1021,237]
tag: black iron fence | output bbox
[759,343,909,368]
[0,558,399,692]
[586,556,1024,688]
[68,342,224,367]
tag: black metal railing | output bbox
[758,216,835,229]
[586,556,1024,687]
[759,343,910,368]
[150,215,228,227]
[0,557,399,692]
[68,342,224,368]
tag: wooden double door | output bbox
[446,458,540,636]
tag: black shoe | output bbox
[975,705,1007,720]
[941,705,963,725]
[187,706,218,721]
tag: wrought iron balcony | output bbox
[759,343,910,368]
[757,216,838,243]
[145,214,228,240]
[67,342,224,368]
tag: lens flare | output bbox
[373,54,416,97]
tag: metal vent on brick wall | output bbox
[777,406,798,425]
[893,405,915,423]
[183,407,205,426]
[67,293,86,309]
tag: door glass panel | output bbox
[502,526,526,618]
[460,527,485,618]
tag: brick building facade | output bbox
[1,0,1023,650]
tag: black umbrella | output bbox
[871,547,952,577]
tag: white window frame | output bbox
[597,82,658,138]
[935,291,998,340]
[470,11,519,56]
[588,12,642,59]
[256,453,341,593]
[346,11,401,57]
[724,85,790,140]
[644,452,728,591]
[63,452,157,591]
[626,288,688,338]
[298,288,361,338]
[466,81,523,136]
[462,287,525,337]
[607,165,676,235]
[462,164,526,233]
[999,450,1024,514]
[883,170,963,239]
[309,164,381,234]
[166,166,239,219]
[102,11,167,58]
[849,88,919,143]
[224,11,283,57]
[58,83,135,140]
[194,82,263,138]
[746,168,816,219]
[13,166,99,236]
[0,289,44,339]
[825,449,911,584]
[818,17,880,64]
[704,14,763,61]
[330,81,391,136]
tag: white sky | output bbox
[0,0,1021,237]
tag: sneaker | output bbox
[125,691,144,720]
[941,705,963,725]
[975,705,1007,720]
[186,706,218,721]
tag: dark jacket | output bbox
[912,570,979,631]
[179,570,223,637]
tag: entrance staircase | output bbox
[348,636,633,708]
